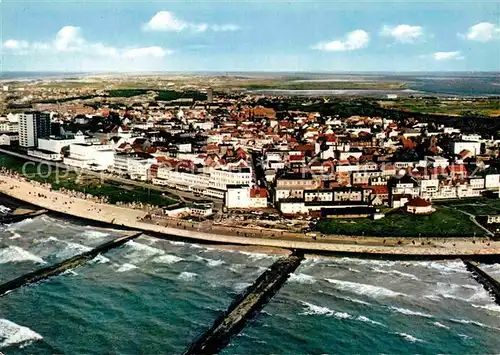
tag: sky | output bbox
[1,0,499,72]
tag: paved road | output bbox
[0,147,224,210]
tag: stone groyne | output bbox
[185,252,304,354]
[463,260,500,305]
[2,175,500,257]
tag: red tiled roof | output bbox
[250,188,269,198]
[407,197,432,207]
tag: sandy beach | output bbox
[2,174,500,256]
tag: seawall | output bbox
[2,175,500,258]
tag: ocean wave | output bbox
[389,306,433,318]
[116,263,138,273]
[339,258,396,268]
[153,254,184,264]
[124,240,165,263]
[61,269,78,276]
[0,318,43,349]
[300,301,352,319]
[433,321,450,329]
[288,273,316,284]
[5,218,34,229]
[228,263,245,274]
[90,254,110,264]
[370,267,419,281]
[195,256,224,267]
[395,332,424,343]
[325,278,405,298]
[471,303,500,313]
[82,230,110,239]
[0,245,46,265]
[178,272,198,281]
[432,282,493,304]
[167,240,187,246]
[418,261,468,274]
[356,315,385,326]
[55,241,92,260]
[450,318,500,331]
[239,251,274,260]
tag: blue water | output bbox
[1,215,500,354]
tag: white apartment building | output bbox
[37,134,86,154]
[209,168,252,190]
[113,154,154,181]
[64,143,114,171]
[225,185,251,209]
[19,113,36,147]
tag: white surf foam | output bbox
[153,254,184,264]
[433,321,450,330]
[90,254,110,264]
[55,241,92,259]
[82,230,110,239]
[116,263,138,273]
[195,256,224,267]
[325,278,405,298]
[300,301,353,319]
[289,273,316,284]
[389,306,433,318]
[471,303,500,313]
[178,271,198,281]
[0,246,46,265]
[450,318,500,331]
[395,332,424,343]
[168,240,187,246]
[356,315,385,326]
[0,319,43,349]
[418,261,468,274]
[124,240,165,263]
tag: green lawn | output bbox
[0,154,177,207]
[436,198,500,216]
[314,208,486,237]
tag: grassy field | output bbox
[379,98,500,117]
[436,198,500,216]
[314,208,486,237]
[0,154,177,207]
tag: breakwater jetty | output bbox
[463,260,500,305]
[0,232,143,296]
[0,209,47,224]
[185,251,304,354]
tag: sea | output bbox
[1,214,500,354]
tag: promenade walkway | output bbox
[2,174,500,256]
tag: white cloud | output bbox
[433,51,464,61]
[2,26,171,59]
[2,39,29,49]
[123,46,171,58]
[381,24,424,43]
[143,11,239,32]
[313,30,369,51]
[464,22,500,42]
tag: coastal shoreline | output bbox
[2,174,500,260]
